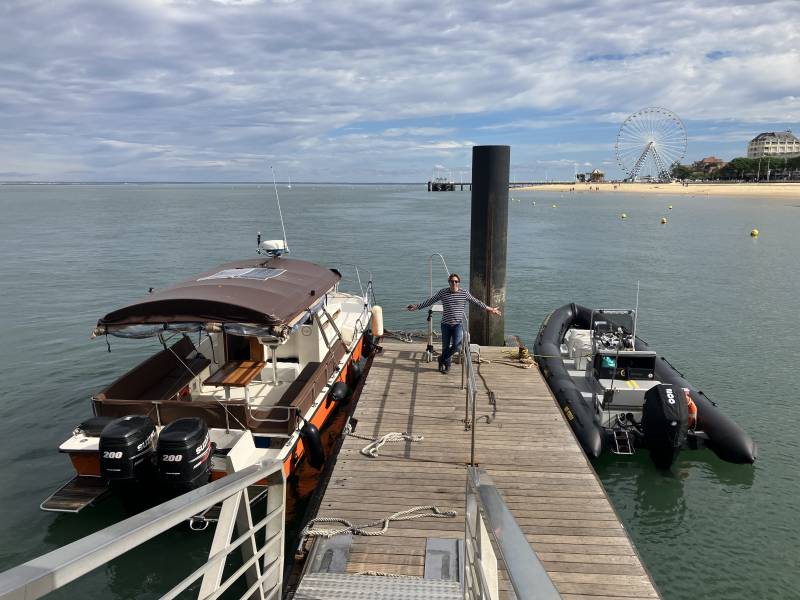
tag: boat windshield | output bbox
[591,309,635,336]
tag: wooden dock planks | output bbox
[312,340,660,599]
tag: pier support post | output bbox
[469,145,509,346]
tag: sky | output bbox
[1,0,798,182]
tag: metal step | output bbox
[293,573,462,599]
[40,476,109,513]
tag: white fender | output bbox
[371,305,384,337]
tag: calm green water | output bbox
[0,183,797,598]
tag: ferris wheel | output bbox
[615,107,687,181]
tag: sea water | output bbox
[0,183,797,598]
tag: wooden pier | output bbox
[303,339,660,599]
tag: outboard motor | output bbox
[99,415,156,484]
[642,384,689,469]
[157,418,212,496]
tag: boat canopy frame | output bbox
[92,257,339,341]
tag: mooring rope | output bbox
[383,329,438,343]
[345,424,424,457]
[302,505,457,539]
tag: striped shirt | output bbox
[414,288,488,325]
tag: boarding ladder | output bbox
[613,428,635,455]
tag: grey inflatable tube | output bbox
[534,303,603,458]
[534,302,757,464]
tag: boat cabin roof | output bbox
[96,257,340,331]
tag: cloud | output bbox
[0,0,798,181]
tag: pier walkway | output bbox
[300,339,660,599]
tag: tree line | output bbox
[671,156,800,181]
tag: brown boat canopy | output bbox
[96,257,340,336]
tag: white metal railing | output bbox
[461,325,480,464]
[333,263,375,353]
[423,252,479,460]
[0,460,286,600]
[465,468,562,600]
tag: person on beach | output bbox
[407,274,501,373]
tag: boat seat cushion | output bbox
[98,337,203,401]
[136,356,211,400]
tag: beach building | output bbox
[747,130,800,158]
[692,156,727,173]
[589,168,605,182]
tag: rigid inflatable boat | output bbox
[534,304,757,468]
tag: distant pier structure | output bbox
[428,179,545,191]
[428,177,465,191]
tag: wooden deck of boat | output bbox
[312,339,660,599]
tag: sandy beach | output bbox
[518,181,800,197]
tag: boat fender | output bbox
[348,357,367,384]
[371,305,384,337]
[684,389,698,429]
[330,381,351,403]
[299,421,325,469]
[364,330,376,354]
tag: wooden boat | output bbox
[43,253,378,512]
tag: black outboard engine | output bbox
[157,418,212,496]
[642,384,688,469]
[99,415,157,484]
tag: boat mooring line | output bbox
[343,424,424,458]
[302,505,457,539]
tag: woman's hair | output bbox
[448,273,460,283]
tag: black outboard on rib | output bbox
[534,303,757,468]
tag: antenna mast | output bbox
[270,165,290,254]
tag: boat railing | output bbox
[332,262,375,352]
[465,467,562,600]
[0,460,287,600]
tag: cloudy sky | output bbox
[1,0,798,182]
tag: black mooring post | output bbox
[469,145,509,346]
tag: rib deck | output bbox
[311,339,660,599]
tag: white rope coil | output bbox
[302,505,457,539]
[345,425,424,458]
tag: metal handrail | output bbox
[337,263,374,304]
[423,252,479,458]
[424,253,450,363]
[428,253,450,296]
[0,460,286,600]
[462,327,479,465]
[465,467,561,600]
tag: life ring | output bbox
[684,389,698,428]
